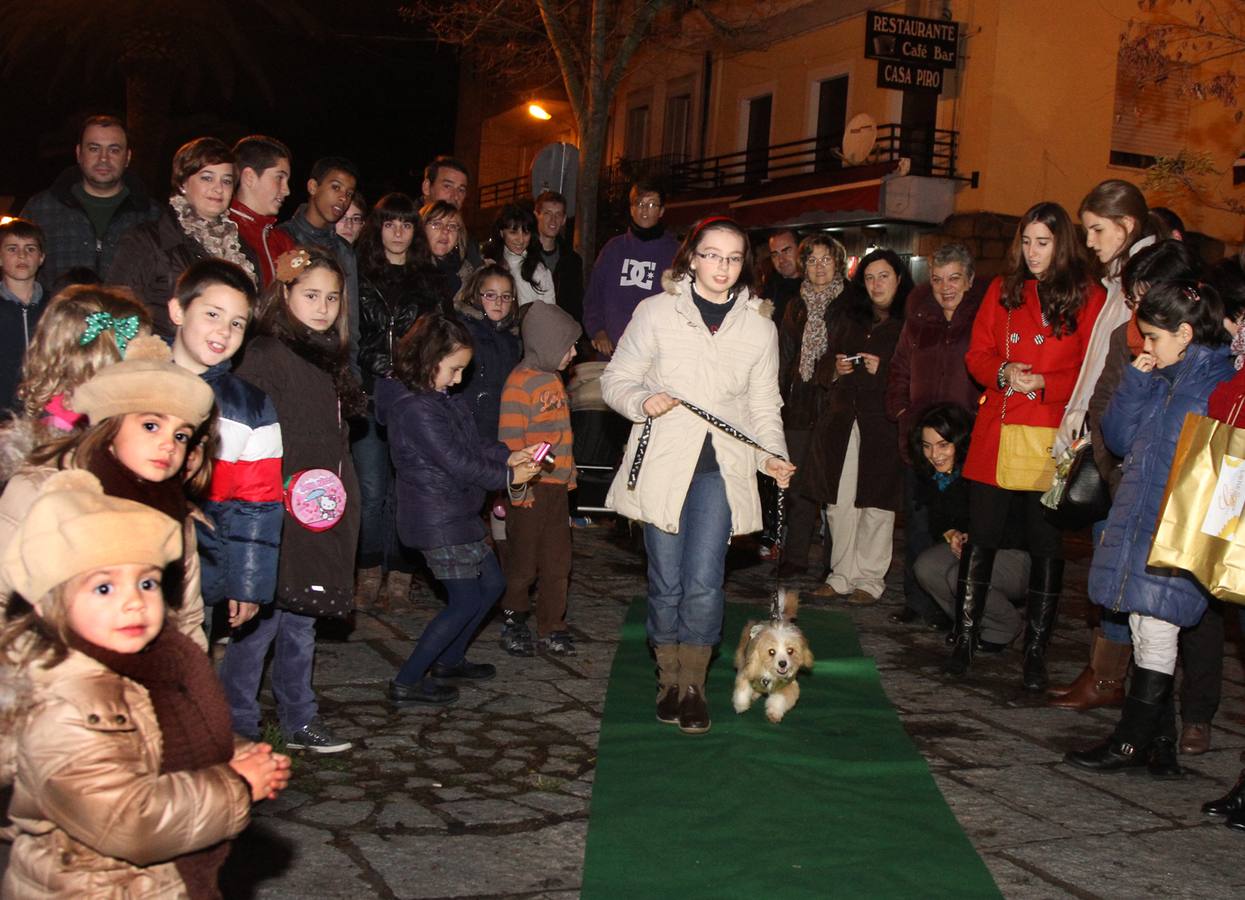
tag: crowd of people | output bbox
[4,111,1245,894]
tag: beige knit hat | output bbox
[68,334,215,426]
[1,470,183,603]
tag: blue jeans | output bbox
[395,551,505,684]
[1092,518,1131,644]
[218,605,318,737]
[644,471,732,646]
[351,410,394,568]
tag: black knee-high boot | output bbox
[1022,556,1063,692]
[942,545,996,678]
[1148,695,1183,779]
[1065,667,1172,771]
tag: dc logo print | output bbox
[620,258,657,289]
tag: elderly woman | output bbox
[774,234,859,579]
[884,243,985,627]
[421,200,474,305]
[108,137,256,336]
[804,248,910,605]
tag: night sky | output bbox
[0,1,459,212]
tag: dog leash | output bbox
[626,397,788,594]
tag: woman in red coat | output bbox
[947,202,1107,687]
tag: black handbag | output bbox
[1042,433,1111,530]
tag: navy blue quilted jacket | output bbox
[194,361,285,606]
[1089,343,1234,626]
[374,376,511,551]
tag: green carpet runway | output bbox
[581,598,1001,899]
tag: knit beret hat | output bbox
[2,470,183,603]
[68,335,215,427]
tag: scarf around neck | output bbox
[69,626,237,899]
[169,194,258,285]
[798,276,844,382]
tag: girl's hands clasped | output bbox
[230,743,292,802]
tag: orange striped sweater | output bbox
[499,365,576,506]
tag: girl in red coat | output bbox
[947,202,1107,687]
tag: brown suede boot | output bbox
[677,644,713,735]
[384,570,414,612]
[1048,628,1130,710]
[654,644,680,724]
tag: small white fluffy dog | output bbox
[733,588,814,723]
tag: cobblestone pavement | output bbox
[4,522,1244,897]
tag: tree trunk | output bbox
[575,109,610,272]
[125,68,174,196]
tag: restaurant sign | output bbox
[865,10,959,69]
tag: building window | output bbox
[662,93,692,163]
[1110,54,1190,168]
[815,76,848,172]
[625,105,650,161]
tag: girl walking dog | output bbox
[602,216,794,735]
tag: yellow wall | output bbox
[605,0,1245,243]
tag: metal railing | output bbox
[478,174,531,208]
[668,124,959,192]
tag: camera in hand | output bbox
[844,354,865,369]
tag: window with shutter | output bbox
[1110,54,1191,168]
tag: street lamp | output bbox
[528,103,552,120]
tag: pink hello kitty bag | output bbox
[284,468,348,532]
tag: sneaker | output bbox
[388,677,458,706]
[570,515,593,528]
[500,610,535,657]
[284,716,353,754]
[540,631,577,656]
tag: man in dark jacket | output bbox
[534,190,585,326]
[20,115,160,289]
[884,242,985,628]
[280,156,362,369]
[761,228,802,327]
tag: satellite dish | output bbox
[841,114,878,166]
[531,142,580,216]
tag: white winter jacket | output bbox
[602,274,787,535]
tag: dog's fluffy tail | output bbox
[771,587,800,623]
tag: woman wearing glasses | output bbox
[335,193,368,245]
[601,216,794,735]
[421,200,474,304]
[773,234,861,579]
[803,248,911,605]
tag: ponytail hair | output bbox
[1137,280,1229,346]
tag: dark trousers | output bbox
[902,466,940,619]
[396,551,504,684]
[1179,598,1225,724]
[504,482,572,637]
[783,428,830,571]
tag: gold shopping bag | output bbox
[1147,411,1245,605]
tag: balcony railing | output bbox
[668,124,959,193]
[478,174,531,209]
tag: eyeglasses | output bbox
[480,291,515,305]
[632,201,662,211]
[805,257,835,268]
[428,220,462,234]
[339,215,364,226]
[695,250,744,267]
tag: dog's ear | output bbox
[798,633,814,670]
[749,622,765,639]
